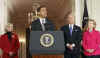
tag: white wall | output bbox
[0,0,13,35]
[87,0,100,31]
[75,0,100,31]
[0,0,8,34]
[75,0,84,27]
[94,0,100,31]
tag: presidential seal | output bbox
[40,33,54,48]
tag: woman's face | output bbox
[6,25,13,32]
[88,21,94,29]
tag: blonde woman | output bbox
[82,19,100,58]
[0,23,20,58]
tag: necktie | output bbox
[41,19,45,31]
[42,19,45,24]
[69,25,72,35]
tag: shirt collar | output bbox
[69,24,74,29]
[87,28,95,33]
[39,18,46,24]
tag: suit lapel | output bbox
[67,25,71,37]
[72,25,76,37]
[44,18,49,30]
[37,19,43,30]
[44,18,48,25]
[38,18,48,30]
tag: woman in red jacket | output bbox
[0,23,20,58]
[82,19,100,58]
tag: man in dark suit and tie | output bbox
[61,11,82,58]
[28,6,55,58]
[31,6,55,31]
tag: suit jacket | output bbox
[82,29,100,56]
[31,18,55,31]
[61,24,82,54]
[0,32,20,58]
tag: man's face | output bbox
[67,13,74,24]
[40,7,47,18]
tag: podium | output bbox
[29,31,65,58]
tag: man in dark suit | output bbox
[31,6,55,31]
[61,11,82,58]
[29,6,55,58]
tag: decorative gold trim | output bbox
[40,33,54,48]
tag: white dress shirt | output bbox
[39,18,46,24]
[67,24,75,47]
[69,24,74,30]
[39,18,46,31]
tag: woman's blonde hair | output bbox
[83,19,96,32]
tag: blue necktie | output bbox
[69,26,72,35]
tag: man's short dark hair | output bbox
[37,5,46,12]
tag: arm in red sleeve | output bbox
[94,32,100,50]
[12,34,20,54]
[0,35,9,54]
[82,33,88,51]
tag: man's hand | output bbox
[66,44,74,50]
[68,45,73,50]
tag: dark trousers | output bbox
[86,55,100,58]
[64,53,80,58]
[81,52,86,58]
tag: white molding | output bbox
[0,0,8,35]
[87,0,100,31]
[75,0,84,27]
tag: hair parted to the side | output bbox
[83,19,96,32]
[37,5,46,12]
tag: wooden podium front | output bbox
[32,54,64,58]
